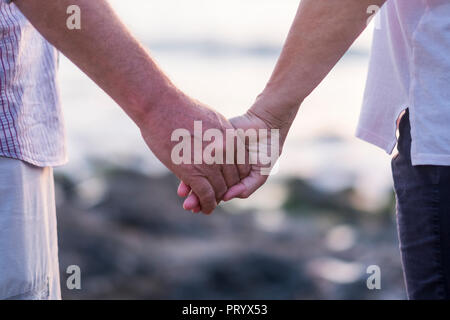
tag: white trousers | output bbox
[0,157,61,300]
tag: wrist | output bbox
[131,85,188,130]
[248,87,302,131]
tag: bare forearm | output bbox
[14,0,182,126]
[252,0,386,127]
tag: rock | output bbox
[54,165,405,299]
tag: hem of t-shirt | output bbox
[356,127,450,167]
[355,126,397,155]
[0,275,49,300]
[411,153,450,166]
[0,151,68,168]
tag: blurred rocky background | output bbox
[55,161,405,300]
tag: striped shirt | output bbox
[0,2,66,167]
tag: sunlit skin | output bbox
[180,0,387,213]
[14,0,251,214]
[14,0,387,214]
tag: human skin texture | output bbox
[14,0,250,214]
[180,0,387,211]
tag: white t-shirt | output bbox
[356,0,450,165]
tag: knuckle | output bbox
[202,201,216,214]
[193,181,211,196]
[203,188,216,200]
[222,167,239,186]
[230,167,241,183]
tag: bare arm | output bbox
[14,0,175,125]
[14,0,247,214]
[218,0,388,201]
[250,0,387,128]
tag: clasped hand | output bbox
[139,92,283,214]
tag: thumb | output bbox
[223,169,267,201]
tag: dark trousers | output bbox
[392,110,450,299]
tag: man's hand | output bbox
[140,91,250,214]
[12,0,250,214]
